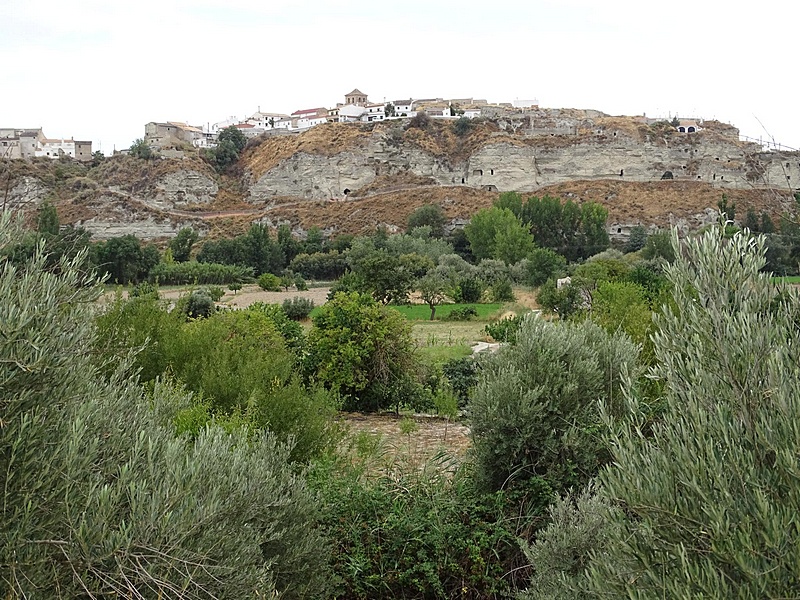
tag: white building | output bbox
[291,108,329,129]
[364,102,385,122]
[512,98,539,109]
[36,138,76,158]
[247,111,292,130]
[338,104,366,122]
[393,100,414,116]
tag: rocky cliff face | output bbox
[4,114,798,241]
[245,120,799,203]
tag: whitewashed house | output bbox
[291,108,329,129]
[364,103,385,122]
[247,111,291,130]
[393,100,414,116]
[338,104,366,122]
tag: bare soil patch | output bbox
[339,412,471,473]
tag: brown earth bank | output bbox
[5,114,798,241]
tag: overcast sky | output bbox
[3,0,798,154]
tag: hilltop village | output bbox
[140,88,708,156]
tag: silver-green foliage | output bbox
[588,227,800,598]
[520,483,615,600]
[0,212,329,598]
[470,315,641,493]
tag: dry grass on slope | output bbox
[532,180,792,227]
[269,186,498,236]
[242,123,373,180]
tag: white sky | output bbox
[3,0,799,154]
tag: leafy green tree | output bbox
[452,116,473,136]
[258,272,281,291]
[526,247,567,287]
[209,139,239,172]
[90,150,105,167]
[623,225,648,253]
[217,125,247,153]
[417,270,450,320]
[92,234,160,284]
[289,250,348,280]
[641,229,676,262]
[578,202,610,258]
[585,227,800,598]
[350,249,416,304]
[303,226,325,253]
[589,280,653,348]
[495,191,524,216]
[37,199,59,235]
[307,292,420,412]
[168,227,199,262]
[465,207,529,261]
[744,206,761,232]
[0,211,331,599]
[245,223,285,275]
[407,203,446,237]
[470,316,640,493]
[128,137,152,159]
[278,224,301,263]
[761,211,775,233]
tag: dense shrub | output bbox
[149,261,253,284]
[584,228,800,598]
[258,272,281,291]
[443,305,478,321]
[470,315,641,493]
[289,250,348,280]
[312,460,522,599]
[526,247,567,287]
[182,288,215,319]
[306,292,421,412]
[0,211,332,598]
[442,355,484,408]
[454,276,484,303]
[485,314,524,343]
[282,296,315,320]
[490,277,515,302]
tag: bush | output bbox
[585,228,800,598]
[307,292,420,412]
[490,278,515,302]
[452,116,473,136]
[470,316,641,493]
[311,460,520,599]
[258,272,281,291]
[408,111,430,129]
[289,250,348,280]
[130,280,159,299]
[442,355,484,408]
[149,261,253,285]
[454,276,484,303]
[0,211,332,598]
[526,247,567,287]
[282,296,315,320]
[485,314,524,343]
[204,285,225,301]
[294,274,308,290]
[182,288,215,319]
[443,305,478,321]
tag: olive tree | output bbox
[0,211,331,599]
[586,227,800,598]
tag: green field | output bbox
[772,276,800,284]
[389,303,504,321]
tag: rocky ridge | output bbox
[2,111,798,241]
